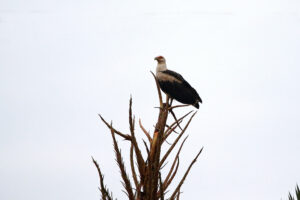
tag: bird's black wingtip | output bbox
[194,102,199,109]
[199,97,203,104]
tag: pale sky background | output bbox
[0,0,300,200]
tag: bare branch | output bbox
[163,136,188,190]
[169,148,204,200]
[176,189,180,200]
[142,139,150,156]
[145,101,169,200]
[165,124,180,135]
[130,144,139,190]
[160,161,169,170]
[160,112,197,167]
[92,157,113,200]
[128,98,146,185]
[110,123,135,200]
[159,172,164,200]
[151,71,163,108]
[165,157,180,191]
[169,109,183,130]
[163,119,183,142]
[129,97,135,135]
[139,119,152,143]
[164,111,193,138]
[98,114,131,141]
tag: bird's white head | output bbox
[154,55,167,73]
[154,55,166,63]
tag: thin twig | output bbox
[151,71,163,108]
[142,139,150,156]
[160,161,169,170]
[164,139,172,145]
[163,119,184,142]
[130,144,139,190]
[139,119,152,143]
[159,172,164,200]
[176,189,180,200]
[165,157,180,191]
[164,111,193,138]
[129,97,135,135]
[99,114,131,141]
[169,109,183,130]
[160,112,197,167]
[92,157,113,200]
[165,124,180,134]
[163,136,188,190]
[169,148,204,200]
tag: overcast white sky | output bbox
[1,0,300,199]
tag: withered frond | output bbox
[92,157,114,200]
[159,172,165,200]
[130,144,139,190]
[110,123,135,200]
[165,157,180,191]
[176,189,181,200]
[150,71,163,108]
[128,98,146,184]
[169,147,204,200]
[139,119,152,143]
[163,111,193,142]
[169,109,183,130]
[142,139,150,156]
[98,114,131,141]
[288,184,300,200]
[160,112,197,167]
[296,184,300,200]
[163,136,188,191]
[164,111,193,134]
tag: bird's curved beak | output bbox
[154,57,157,61]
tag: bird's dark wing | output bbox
[159,70,202,104]
[161,70,191,87]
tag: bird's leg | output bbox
[169,98,173,107]
[165,95,170,108]
[167,98,183,131]
[169,108,183,130]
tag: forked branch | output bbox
[160,112,197,167]
[99,114,131,141]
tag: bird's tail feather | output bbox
[193,102,199,109]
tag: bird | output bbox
[154,55,202,109]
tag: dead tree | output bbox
[92,72,203,200]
